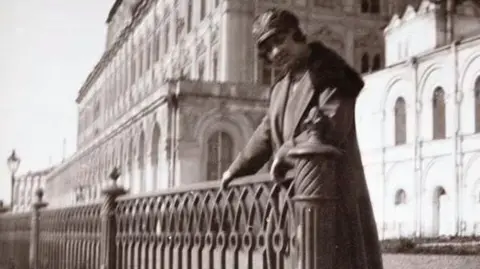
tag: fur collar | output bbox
[306,41,365,98]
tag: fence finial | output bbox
[109,166,121,184]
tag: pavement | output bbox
[382,254,480,269]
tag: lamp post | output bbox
[7,149,20,208]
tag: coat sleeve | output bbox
[225,114,273,179]
[318,88,356,149]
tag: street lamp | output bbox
[7,149,20,207]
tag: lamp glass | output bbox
[7,151,20,174]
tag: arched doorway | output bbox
[432,186,448,236]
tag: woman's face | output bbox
[260,29,303,68]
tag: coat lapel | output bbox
[270,75,290,147]
[284,70,315,140]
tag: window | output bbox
[394,189,407,205]
[187,0,193,32]
[94,101,101,119]
[474,76,480,132]
[372,54,381,71]
[146,40,152,69]
[394,97,407,145]
[361,53,369,73]
[200,0,206,20]
[361,0,380,14]
[130,56,137,85]
[150,124,160,190]
[206,131,234,181]
[198,60,205,80]
[432,87,446,140]
[212,51,218,81]
[164,24,169,53]
[139,39,144,75]
[154,32,160,62]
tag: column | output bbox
[220,0,255,83]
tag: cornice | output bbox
[76,0,154,104]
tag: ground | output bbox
[382,254,480,269]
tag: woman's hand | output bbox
[269,140,295,180]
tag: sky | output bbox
[0,1,113,204]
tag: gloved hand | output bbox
[269,140,296,180]
[220,170,234,190]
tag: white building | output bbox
[44,0,406,206]
[357,0,480,239]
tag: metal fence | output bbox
[0,172,297,269]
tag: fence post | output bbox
[0,200,8,213]
[29,189,48,269]
[100,167,126,269]
[287,112,343,269]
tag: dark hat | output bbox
[252,8,300,45]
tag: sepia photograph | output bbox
[1,0,480,268]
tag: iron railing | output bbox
[0,172,297,269]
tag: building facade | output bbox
[42,0,480,240]
[44,0,405,206]
[357,0,480,239]
[12,167,55,213]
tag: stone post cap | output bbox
[33,188,48,209]
[102,167,127,197]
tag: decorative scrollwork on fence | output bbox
[115,176,295,269]
[0,174,296,269]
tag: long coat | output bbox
[226,41,384,269]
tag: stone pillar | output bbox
[100,167,127,269]
[29,189,48,269]
[287,109,343,269]
[220,0,255,83]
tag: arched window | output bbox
[372,54,381,71]
[474,76,480,132]
[206,131,234,181]
[432,87,446,140]
[187,0,193,32]
[394,189,407,205]
[200,0,206,20]
[394,97,407,145]
[150,123,160,190]
[212,51,218,81]
[361,53,369,73]
[198,60,205,80]
[138,131,145,192]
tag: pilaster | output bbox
[410,56,423,238]
[451,40,463,235]
[220,0,255,83]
